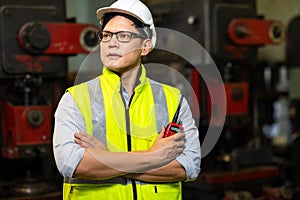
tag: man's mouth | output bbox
[107,53,122,59]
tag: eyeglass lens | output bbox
[97,31,143,43]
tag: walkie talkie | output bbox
[163,96,184,138]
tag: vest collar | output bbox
[102,64,148,92]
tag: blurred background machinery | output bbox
[0,0,98,199]
[144,0,299,199]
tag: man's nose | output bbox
[108,34,119,47]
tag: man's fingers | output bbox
[172,132,185,141]
[75,132,93,143]
[74,132,106,150]
[158,126,165,139]
[74,137,85,148]
[74,132,93,147]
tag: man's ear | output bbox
[141,39,152,56]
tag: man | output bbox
[53,0,201,199]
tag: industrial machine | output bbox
[145,0,290,199]
[286,15,300,200]
[0,0,98,199]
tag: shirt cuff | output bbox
[176,153,201,182]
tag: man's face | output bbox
[100,15,145,73]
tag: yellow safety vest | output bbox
[64,65,182,200]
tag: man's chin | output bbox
[106,65,119,71]
[105,61,120,69]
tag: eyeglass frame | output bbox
[97,30,146,43]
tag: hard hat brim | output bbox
[97,7,149,26]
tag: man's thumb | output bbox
[158,126,165,138]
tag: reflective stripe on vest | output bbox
[65,66,182,200]
[68,78,107,143]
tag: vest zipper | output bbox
[123,91,135,151]
[120,89,137,200]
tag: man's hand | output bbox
[149,127,185,166]
[74,132,107,150]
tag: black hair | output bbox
[100,12,152,40]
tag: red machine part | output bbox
[206,82,248,118]
[1,100,52,159]
[197,166,279,185]
[190,68,201,120]
[228,18,285,45]
[222,191,254,200]
[261,186,293,200]
[224,83,249,115]
[18,22,99,55]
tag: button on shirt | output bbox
[53,82,201,182]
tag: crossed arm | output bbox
[73,127,187,182]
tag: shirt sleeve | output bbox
[52,92,86,178]
[176,97,201,182]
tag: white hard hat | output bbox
[96,0,156,48]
